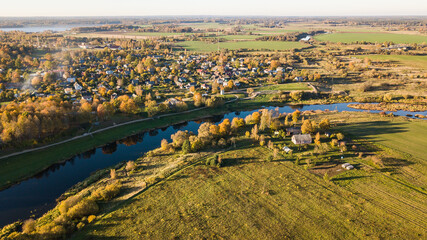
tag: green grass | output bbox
[256,83,311,91]
[209,34,261,40]
[338,117,427,162]
[354,54,427,70]
[176,41,308,52]
[71,135,427,239]
[315,33,427,44]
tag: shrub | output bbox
[67,199,99,219]
[58,195,82,215]
[22,219,36,234]
[125,161,136,172]
[110,169,117,179]
[91,183,122,201]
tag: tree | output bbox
[161,139,170,151]
[292,110,300,125]
[319,118,330,131]
[193,92,203,107]
[290,91,302,101]
[336,133,345,141]
[198,122,212,138]
[219,119,231,136]
[314,132,321,145]
[182,140,191,154]
[301,119,315,134]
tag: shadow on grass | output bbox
[339,121,408,141]
[332,175,371,181]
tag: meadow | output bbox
[354,54,427,70]
[175,40,308,52]
[315,33,427,44]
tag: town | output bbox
[0,13,426,240]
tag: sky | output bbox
[1,0,426,17]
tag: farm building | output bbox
[291,134,312,145]
[341,163,354,170]
[282,146,292,153]
[286,127,302,135]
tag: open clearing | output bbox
[175,41,308,52]
[315,33,427,44]
[256,82,311,91]
[71,112,427,240]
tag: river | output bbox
[0,24,101,33]
[0,102,425,227]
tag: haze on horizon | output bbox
[1,0,427,17]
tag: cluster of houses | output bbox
[16,51,297,106]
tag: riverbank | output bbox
[348,102,427,114]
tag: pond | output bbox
[0,102,425,227]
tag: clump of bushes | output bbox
[205,154,222,167]
[67,199,99,219]
[91,182,122,201]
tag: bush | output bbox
[58,195,82,215]
[67,199,99,219]
[22,219,36,234]
[110,169,117,179]
[125,161,136,172]
[91,183,122,201]
[87,215,96,223]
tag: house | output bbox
[67,77,76,83]
[282,146,292,153]
[294,77,304,82]
[74,82,83,91]
[291,134,312,145]
[165,98,181,107]
[286,127,302,135]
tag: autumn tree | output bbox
[301,119,315,134]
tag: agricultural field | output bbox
[354,54,427,70]
[315,32,427,44]
[175,40,308,52]
[70,113,427,240]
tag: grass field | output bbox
[256,83,311,91]
[354,54,427,70]
[176,41,307,52]
[71,113,427,239]
[315,33,427,44]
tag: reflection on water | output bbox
[0,102,425,227]
[102,142,118,155]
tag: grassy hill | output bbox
[70,113,427,240]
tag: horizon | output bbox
[1,0,427,17]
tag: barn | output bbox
[291,134,312,145]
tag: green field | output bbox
[315,33,427,44]
[354,54,427,69]
[176,41,308,52]
[215,34,261,40]
[256,83,311,91]
[71,113,427,239]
